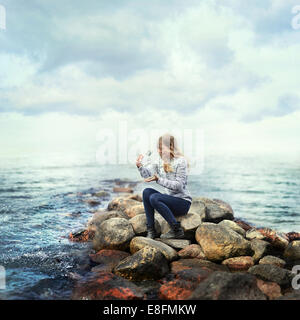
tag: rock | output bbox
[126,194,142,202]
[113,187,134,193]
[246,229,266,241]
[69,229,95,242]
[89,249,130,272]
[248,264,293,288]
[259,255,286,268]
[156,239,191,250]
[256,279,282,300]
[250,239,272,263]
[178,244,206,260]
[93,218,135,251]
[159,213,202,239]
[107,197,140,212]
[201,197,234,223]
[222,256,254,271]
[189,198,206,219]
[195,223,252,262]
[277,289,300,300]
[124,204,145,218]
[72,271,144,300]
[93,190,110,198]
[87,210,129,231]
[284,240,300,261]
[256,228,289,250]
[170,259,229,274]
[218,220,246,237]
[83,199,101,206]
[286,232,300,242]
[130,237,177,262]
[114,246,169,281]
[129,215,161,236]
[189,272,267,300]
[234,218,253,231]
[158,268,211,300]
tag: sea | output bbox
[0,151,299,299]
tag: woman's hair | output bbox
[157,133,189,173]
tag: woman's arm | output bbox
[156,157,187,192]
[138,163,159,178]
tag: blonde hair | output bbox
[157,133,189,173]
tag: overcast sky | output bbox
[0,0,299,161]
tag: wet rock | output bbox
[130,237,177,262]
[69,229,95,242]
[256,279,282,300]
[170,259,229,274]
[156,239,191,250]
[218,220,246,237]
[158,268,211,300]
[256,228,289,250]
[178,244,206,259]
[284,240,300,261]
[129,215,161,236]
[250,239,272,263]
[72,271,144,300]
[89,249,130,272]
[248,264,293,288]
[189,272,266,300]
[222,256,254,271]
[83,199,101,206]
[93,190,110,198]
[93,218,135,251]
[87,210,129,231]
[113,186,134,193]
[246,229,266,241]
[195,223,252,262]
[259,255,286,268]
[114,246,169,281]
[286,232,300,242]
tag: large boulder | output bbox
[107,197,141,213]
[221,256,254,271]
[248,264,293,288]
[113,246,169,281]
[195,223,252,262]
[87,210,128,232]
[284,240,300,262]
[130,236,178,261]
[72,271,144,300]
[189,272,266,300]
[93,218,135,251]
[129,215,161,236]
[124,204,145,219]
[246,229,267,241]
[256,228,289,251]
[218,220,246,237]
[157,239,191,250]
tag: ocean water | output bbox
[0,152,299,299]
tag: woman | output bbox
[136,133,192,239]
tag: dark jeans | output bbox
[142,187,191,227]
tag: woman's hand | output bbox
[136,154,144,168]
[144,174,159,182]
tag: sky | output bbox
[0,0,300,162]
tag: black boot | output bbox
[146,224,159,239]
[160,221,185,239]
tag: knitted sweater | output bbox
[138,156,193,203]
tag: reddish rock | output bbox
[222,256,254,271]
[256,279,282,300]
[69,229,95,242]
[113,187,134,193]
[89,249,130,272]
[286,232,300,242]
[257,228,289,250]
[72,271,144,300]
[178,244,206,259]
[234,219,253,231]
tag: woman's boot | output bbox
[146,224,159,239]
[160,221,185,239]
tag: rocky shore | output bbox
[69,187,300,300]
